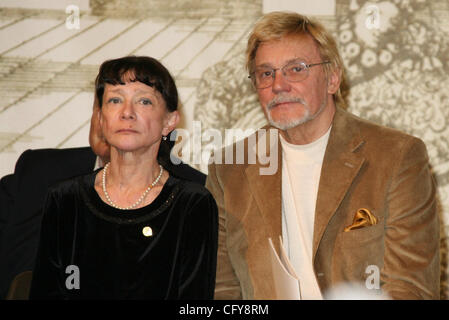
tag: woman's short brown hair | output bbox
[246,11,349,109]
[95,55,178,112]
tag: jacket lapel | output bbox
[244,126,283,251]
[241,110,366,267]
[312,108,366,259]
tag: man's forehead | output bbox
[255,58,306,69]
[255,33,320,66]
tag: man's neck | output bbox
[280,104,336,145]
[94,156,110,170]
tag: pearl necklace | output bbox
[102,162,163,210]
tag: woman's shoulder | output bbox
[46,170,97,198]
[167,176,217,213]
[168,176,218,224]
[169,176,212,198]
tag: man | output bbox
[207,12,439,300]
[0,98,206,298]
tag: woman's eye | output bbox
[107,97,121,104]
[140,98,152,105]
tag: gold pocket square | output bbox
[344,208,378,232]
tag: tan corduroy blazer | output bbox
[206,107,440,300]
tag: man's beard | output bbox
[265,94,327,130]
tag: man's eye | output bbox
[257,70,272,79]
[290,65,305,73]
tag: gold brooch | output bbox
[142,226,153,237]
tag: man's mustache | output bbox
[267,95,307,110]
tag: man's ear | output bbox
[327,67,341,95]
[89,93,110,163]
[93,92,104,124]
[95,106,103,126]
[98,108,103,124]
[163,111,180,136]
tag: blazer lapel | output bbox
[312,108,366,259]
[244,127,283,251]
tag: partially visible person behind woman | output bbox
[29,56,218,299]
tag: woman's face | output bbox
[100,80,178,154]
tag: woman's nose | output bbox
[120,101,136,120]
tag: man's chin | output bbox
[269,119,304,130]
[268,113,310,130]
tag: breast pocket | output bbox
[338,220,385,249]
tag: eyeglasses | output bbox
[248,60,331,89]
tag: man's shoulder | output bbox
[18,147,93,163]
[206,124,281,182]
[341,109,423,146]
[211,124,277,162]
[16,147,94,167]
[12,147,96,182]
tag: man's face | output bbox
[89,95,110,163]
[254,34,338,130]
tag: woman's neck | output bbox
[94,147,170,210]
[107,148,162,190]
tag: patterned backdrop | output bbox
[0,0,448,298]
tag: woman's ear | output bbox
[162,111,180,137]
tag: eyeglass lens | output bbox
[252,60,329,89]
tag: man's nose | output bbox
[271,69,291,93]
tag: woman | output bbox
[29,56,218,299]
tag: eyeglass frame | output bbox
[248,60,331,89]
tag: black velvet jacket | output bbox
[29,171,218,299]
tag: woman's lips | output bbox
[116,129,138,133]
